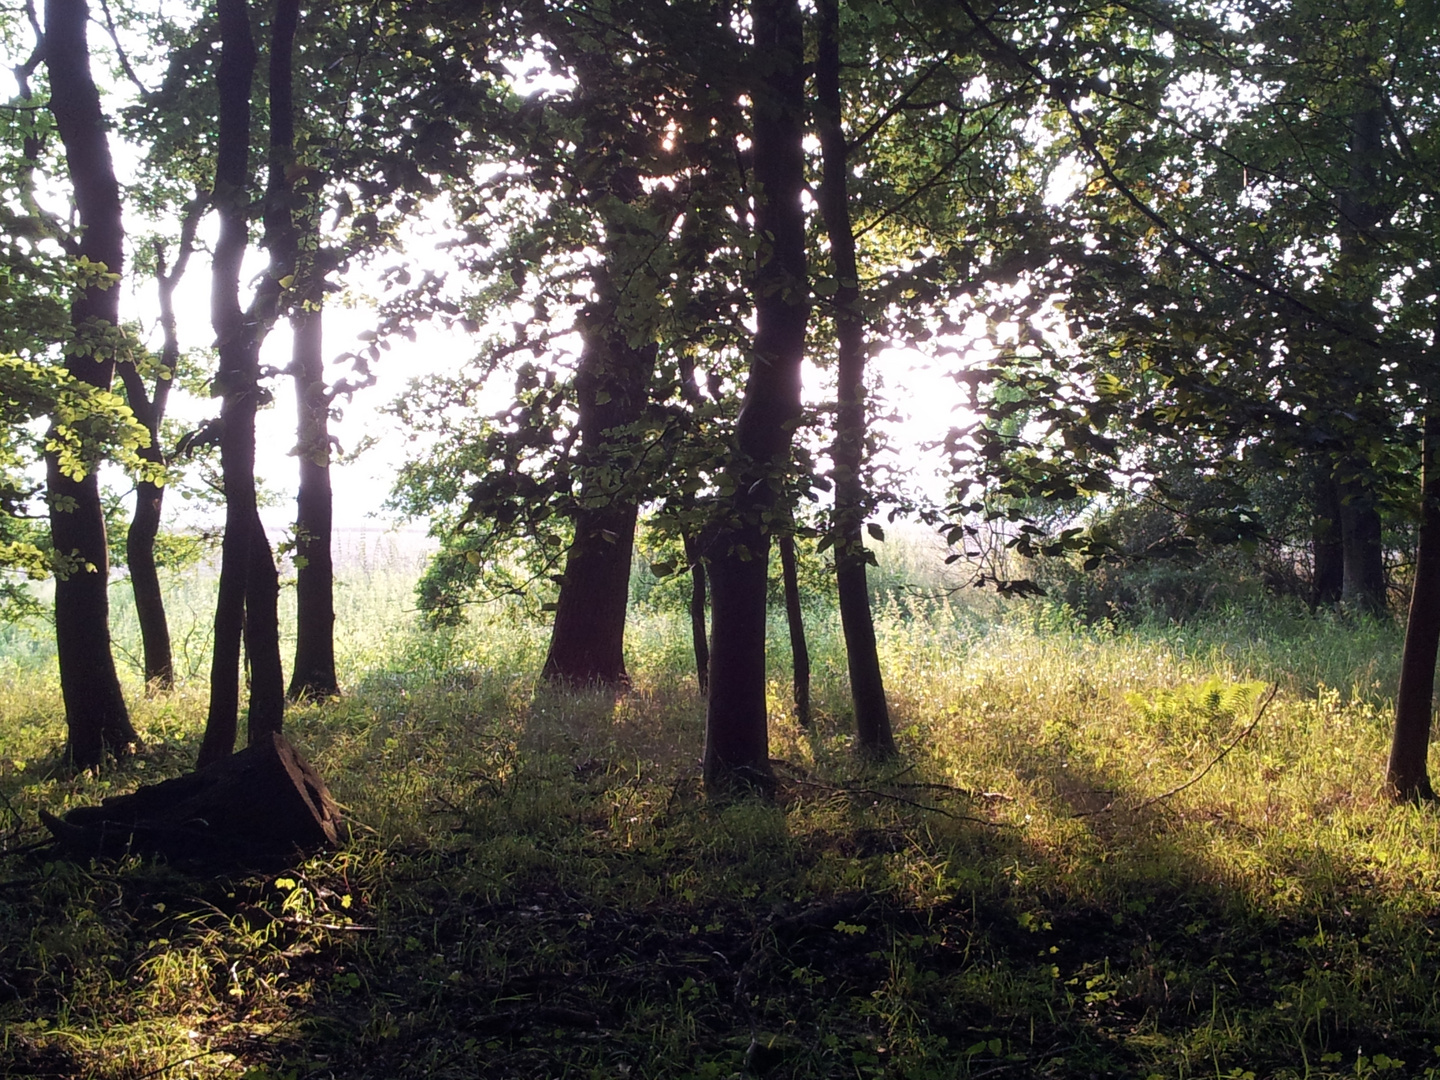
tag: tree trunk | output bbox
[245,516,286,742]
[815,0,894,757]
[1388,408,1440,801]
[288,303,340,699]
[201,0,292,767]
[43,0,139,765]
[541,202,657,687]
[1333,101,1388,619]
[702,0,808,793]
[542,501,640,686]
[778,533,810,726]
[127,475,173,689]
[684,533,709,693]
[120,211,201,693]
[1312,469,1344,608]
[1339,473,1387,616]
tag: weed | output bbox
[1,559,1437,1078]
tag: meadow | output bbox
[2,532,1438,1079]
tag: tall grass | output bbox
[2,536,1438,1080]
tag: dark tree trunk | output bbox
[541,292,655,686]
[684,533,709,694]
[1339,474,1387,616]
[126,476,172,689]
[1388,408,1440,801]
[42,0,138,765]
[703,0,808,793]
[543,501,641,687]
[288,303,340,699]
[1332,102,1388,619]
[200,0,293,767]
[815,0,894,756]
[1312,469,1344,608]
[245,515,286,742]
[677,341,710,694]
[119,207,202,692]
[778,533,810,726]
[540,97,662,687]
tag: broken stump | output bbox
[41,732,341,863]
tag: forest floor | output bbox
[2,554,1439,1079]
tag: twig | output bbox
[783,776,1018,828]
[967,1049,1068,1078]
[126,1050,221,1080]
[1074,683,1279,818]
[0,786,23,828]
[775,758,1014,803]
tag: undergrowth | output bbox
[1,554,1437,1079]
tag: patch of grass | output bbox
[4,566,1440,1079]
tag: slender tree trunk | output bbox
[1388,408,1440,801]
[43,0,138,765]
[778,533,810,726]
[703,0,808,793]
[245,515,285,742]
[1313,468,1344,608]
[678,345,710,694]
[119,210,202,692]
[684,533,709,693]
[200,0,292,767]
[288,303,340,699]
[127,475,172,689]
[815,0,894,756]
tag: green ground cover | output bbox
[1,541,1437,1079]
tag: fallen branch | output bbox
[781,776,1019,828]
[1074,683,1280,818]
[775,758,1015,805]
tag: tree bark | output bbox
[815,0,894,756]
[1312,468,1344,608]
[702,0,808,793]
[119,207,202,692]
[678,343,710,694]
[1338,473,1386,616]
[200,0,291,766]
[541,290,655,687]
[778,532,810,726]
[542,501,641,687]
[288,303,340,699]
[43,0,139,765]
[1388,407,1440,801]
[1332,101,1388,619]
[684,533,710,694]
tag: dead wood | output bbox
[40,733,341,863]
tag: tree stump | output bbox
[41,733,341,863]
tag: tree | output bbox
[702,0,809,793]
[119,197,206,692]
[813,0,895,756]
[1389,405,1440,801]
[383,0,749,695]
[197,0,291,767]
[42,0,143,765]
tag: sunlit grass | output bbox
[3,547,1439,1078]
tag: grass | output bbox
[2,537,1440,1079]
